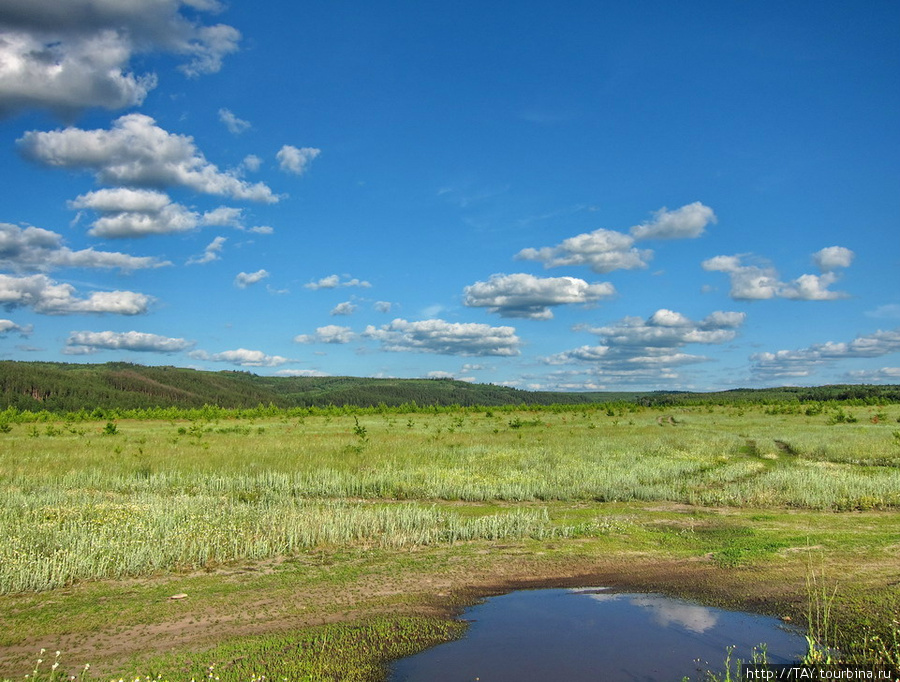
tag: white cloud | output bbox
[751,328,900,379]
[0,273,152,315]
[0,319,32,336]
[628,202,716,240]
[364,318,521,357]
[218,108,250,134]
[247,225,274,235]
[843,367,900,382]
[277,145,321,175]
[190,347,291,367]
[330,301,357,316]
[0,221,168,270]
[779,272,847,301]
[463,273,615,319]
[0,0,239,117]
[702,250,852,301]
[515,203,715,274]
[544,308,745,385]
[813,246,854,272]
[187,235,226,265]
[304,274,371,290]
[294,325,354,344]
[64,330,194,354]
[70,189,243,238]
[241,155,262,173]
[374,301,393,313]
[275,368,330,377]
[516,228,650,274]
[19,114,277,202]
[234,269,269,288]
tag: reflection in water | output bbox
[585,592,720,633]
[390,588,805,682]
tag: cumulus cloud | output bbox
[190,347,291,367]
[364,318,521,357]
[218,108,250,134]
[19,114,277,202]
[293,325,354,344]
[0,222,168,271]
[330,301,357,316]
[234,269,269,288]
[517,228,650,274]
[813,246,855,272]
[0,273,152,315]
[544,308,745,385]
[516,202,715,274]
[374,301,393,313]
[70,189,244,238]
[702,249,853,301]
[0,319,32,336]
[751,328,900,379]
[463,273,615,320]
[187,235,226,265]
[628,202,716,240]
[241,155,262,173]
[304,274,371,290]
[277,145,321,175]
[0,0,239,117]
[64,330,194,355]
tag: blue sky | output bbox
[1,0,898,391]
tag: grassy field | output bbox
[1,402,899,680]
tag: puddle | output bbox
[390,588,806,682]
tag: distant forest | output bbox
[1,361,899,413]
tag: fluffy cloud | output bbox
[294,325,354,344]
[813,246,854,272]
[0,319,32,336]
[234,269,269,288]
[64,330,194,355]
[187,236,226,265]
[19,114,277,203]
[517,228,650,274]
[374,301,393,313]
[0,273,152,315]
[463,273,615,319]
[277,145,321,175]
[515,202,715,274]
[0,0,239,117]
[304,274,371,290]
[218,108,250,134]
[330,301,357,316]
[364,318,521,357]
[751,328,900,379]
[190,347,291,367]
[70,189,244,238]
[0,222,168,270]
[703,249,853,301]
[628,202,717,240]
[544,308,745,384]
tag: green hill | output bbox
[1,361,898,413]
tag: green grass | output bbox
[1,404,899,680]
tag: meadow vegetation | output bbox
[1,397,899,680]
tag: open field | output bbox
[1,401,899,680]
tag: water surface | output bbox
[391,588,805,682]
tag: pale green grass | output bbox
[1,405,899,594]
